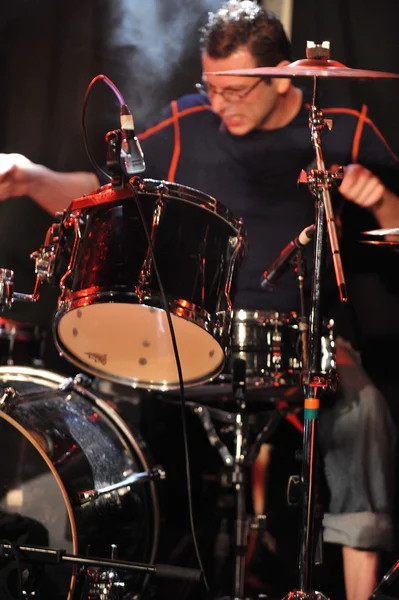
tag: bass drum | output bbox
[0,367,160,600]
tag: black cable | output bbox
[128,179,210,595]
[0,539,23,600]
[80,73,210,595]
[81,74,123,183]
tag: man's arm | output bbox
[339,163,399,228]
[0,153,100,215]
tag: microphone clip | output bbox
[105,129,129,190]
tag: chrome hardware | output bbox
[0,266,44,309]
[298,167,344,198]
[57,377,75,392]
[0,387,18,414]
[30,246,57,282]
[250,514,267,531]
[0,269,14,309]
[77,466,166,506]
[73,373,93,388]
[86,544,125,600]
[30,220,61,283]
[306,41,330,60]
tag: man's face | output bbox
[201,46,285,135]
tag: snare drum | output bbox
[44,180,246,390]
[227,310,335,386]
[0,366,160,599]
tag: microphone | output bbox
[260,224,315,291]
[119,103,146,175]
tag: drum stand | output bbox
[282,43,346,600]
[190,359,301,600]
[0,541,203,598]
[368,558,399,599]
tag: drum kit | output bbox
[0,41,397,600]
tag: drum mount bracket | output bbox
[0,215,63,309]
[0,267,41,310]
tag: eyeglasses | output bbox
[195,78,264,103]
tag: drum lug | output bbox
[0,387,19,414]
[73,373,93,388]
[57,377,75,391]
[76,466,166,506]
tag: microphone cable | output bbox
[81,74,118,183]
[80,75,211,596]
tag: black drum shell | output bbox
[49,180,247,389]
[0,367,159,600]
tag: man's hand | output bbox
[0,153,38,201]
[333,163,399,228]
[338,164,385,209]
[0,153,100,215]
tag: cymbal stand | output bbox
[283,42,346,600]
[294,249,309,372]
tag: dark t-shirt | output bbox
[138,90,399,346]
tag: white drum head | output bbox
[56,303,225,389]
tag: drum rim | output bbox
[0,365,160,587]
[232,309,299,324]
[53,297,228,391]
[67,179,246,236]
[0,366,79,597]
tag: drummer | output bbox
[1,1,399,599]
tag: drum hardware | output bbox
[362,227,399,236]
[0,387,18,413]
[0,541,203,583]
[282,42,345,600]
[76,466,166,506]
[224,310,335,389]
[0,366,163,599]
[0,176,247,391]
[367,558,399,599]
[260,224,315,292]
[85,544,125,600]
[229,42,350,600]
[360,227,399,246]
[208,39,399,80]
[208,358,251,600]
[360,239,399,247]
[294,251,309,371]
[189,359,303,600]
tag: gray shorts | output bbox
[318,338,396,550]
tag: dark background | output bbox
[0,1,399,597]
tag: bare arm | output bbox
[338,163,399,228]
[0,153,100,215]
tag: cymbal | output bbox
[208,59,399,80]
[362,228,399,236]
[360,240,399,247]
